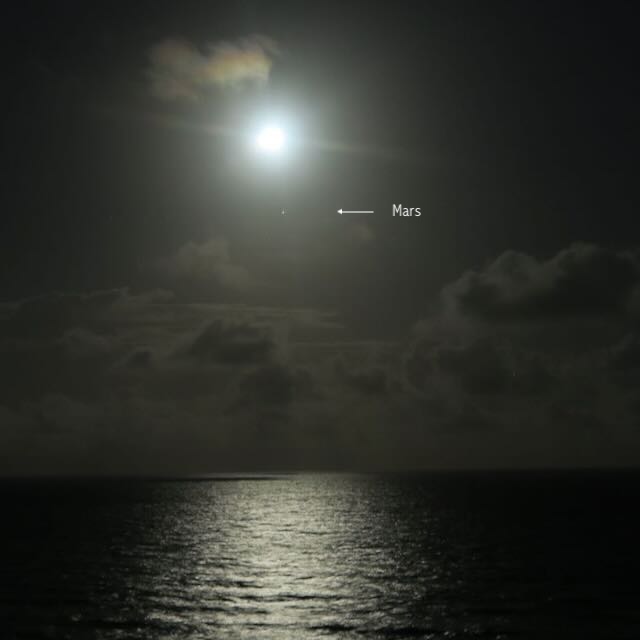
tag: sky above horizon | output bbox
[2,1,640,474]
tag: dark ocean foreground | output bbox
[2,471,639,639]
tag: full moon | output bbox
[255,126,285,153]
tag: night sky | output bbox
[2,1,640,474]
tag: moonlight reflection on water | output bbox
[3,473,640,638]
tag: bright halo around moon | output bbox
[255,125,285,153]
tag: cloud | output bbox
[444,243,640,321]
[4,242,640,473]
[59,327,113,359]
[35,393,101,435]
[0,289,123,340]
[150,237,253,293]
[148,35,278,101]
[121,349,155,369]
[0,284,409,472]
[178,319,275,365]
[435,338,511,395]
[235,364,294,408]
[406,335,554,401]
[442,402,496,433]
[403,244,640,454]
[608,334,640,372]
[334,357,389,395]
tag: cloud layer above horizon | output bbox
[2,237,640,474]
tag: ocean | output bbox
[2,471,639,639]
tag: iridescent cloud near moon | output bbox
[148,35,279,101]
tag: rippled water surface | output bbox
[2,472,640,639]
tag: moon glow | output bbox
[255,125,285,152]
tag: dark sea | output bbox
[2,471,639,639]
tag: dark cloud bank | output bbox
[2,240,640,474]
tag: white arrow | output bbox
[338,208,374,214]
